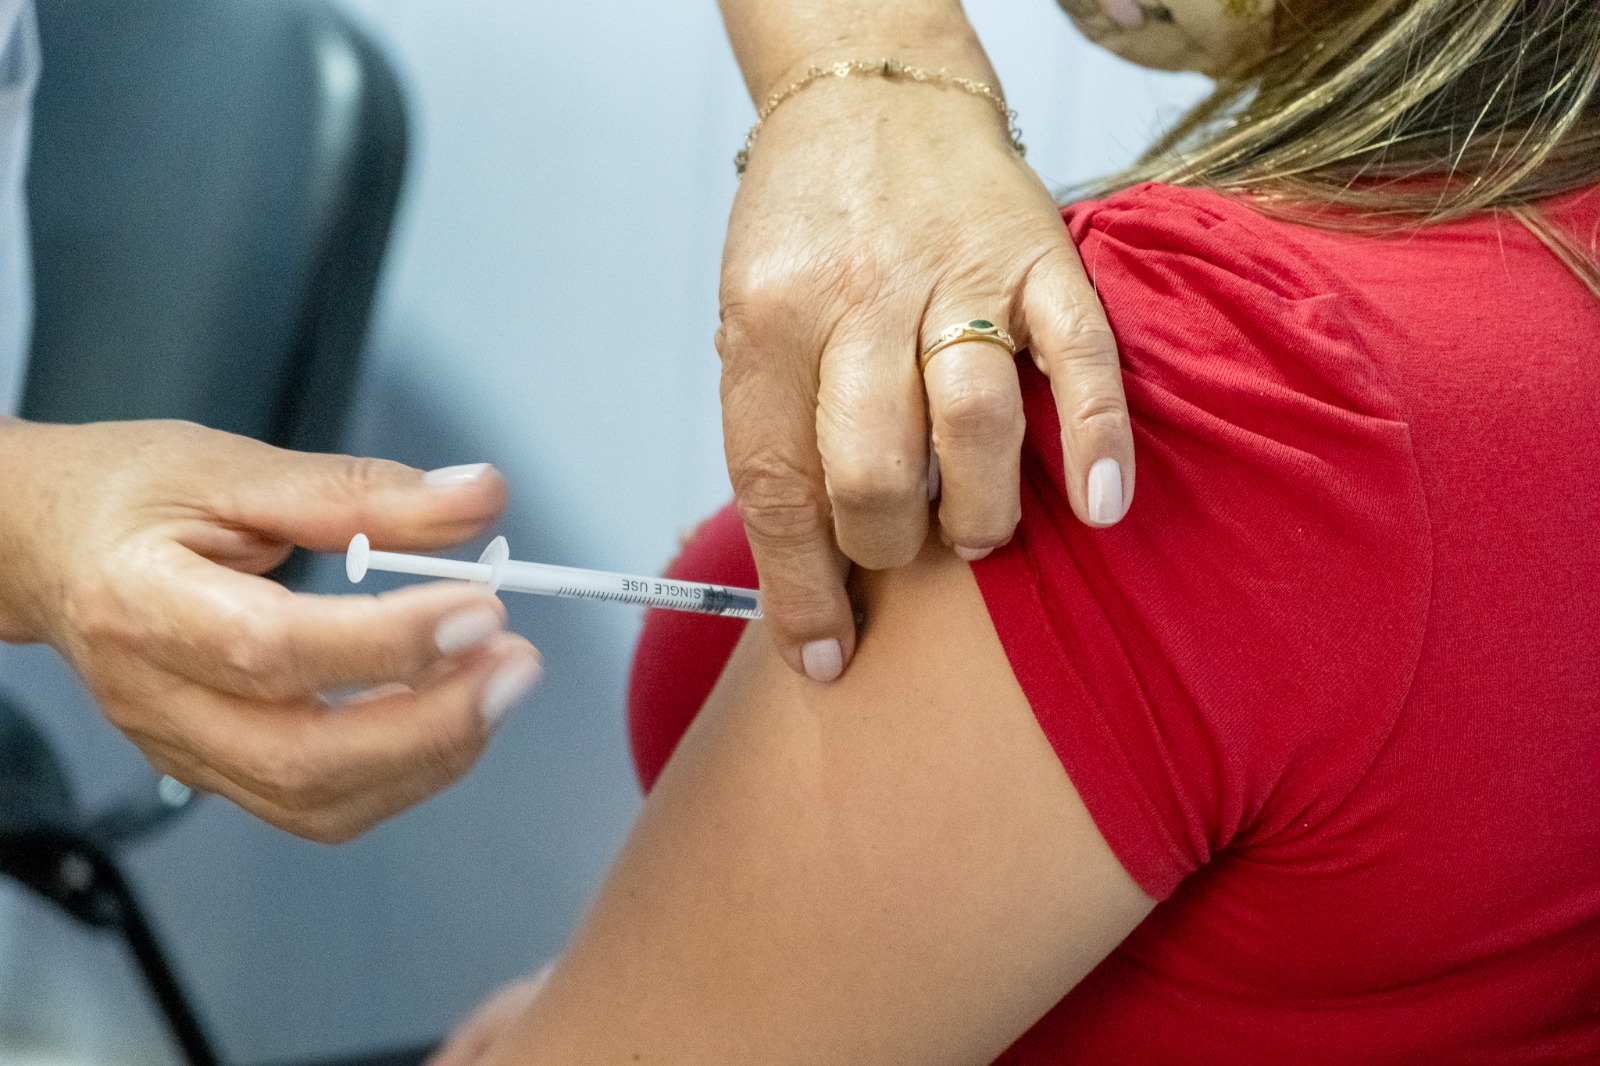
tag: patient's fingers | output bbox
[920,322,1027,559]
[815,321,930,571]
[718,317,858,682]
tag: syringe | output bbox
[345,534,764,620]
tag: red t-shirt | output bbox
[627,182,1600,1063]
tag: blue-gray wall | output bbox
[0,1,1204,1061]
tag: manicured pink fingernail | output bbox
[801,639,844,683]
[481,656,542,729]
[425,463,491,486]
[954,545,993,561]
[1088,458,1125,525]
[1100,0,1145,29]
[435,607,503,655]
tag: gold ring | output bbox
[919,319,1017,373]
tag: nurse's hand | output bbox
[718,60,1132,683]
[0,418,542,843]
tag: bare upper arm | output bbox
[485,540,1154,1065]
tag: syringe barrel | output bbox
[499,561,763,619]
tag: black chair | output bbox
[23,0,405,456]
[0,696,219,1064]
[2,0,418,1061]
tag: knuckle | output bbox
[326,456,412,527]
[1067,394,1132,436]
[941,503,1021,549]
[333,455,399,496]
[935,382,1024,447]
[61,565,140,653]
[718,284,801,356]
[418,712,484,785]
[221,614,303,700]
[713,316,756,365]
[253,743,334,809]
[731,450,826,548]
[826,454,923,515]
[1038,305,1119,366]
[763,587,847,647]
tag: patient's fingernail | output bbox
[481,655,542,729]
[801,639,844,683]
[954,545,993,561]
[1088,458,1125,526]
[425,463,491,486]
[435,607,503,655]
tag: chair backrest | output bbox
[21,0,406,456]
[0,695,75,837]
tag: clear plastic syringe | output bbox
[345,534,763,620]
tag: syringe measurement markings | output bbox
[559,586,656,607]
[558,585,763,618]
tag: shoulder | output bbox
[1063,183,1398,423]
[975,184,1434,896]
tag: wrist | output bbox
[721,0,995,103]
[737,61,1022,183]
[762,35,999,103]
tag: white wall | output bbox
[0,2,1205,1061]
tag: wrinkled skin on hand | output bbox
[718,73,1133,680]
[0,418,541,843]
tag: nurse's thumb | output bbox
[214,445,509,554]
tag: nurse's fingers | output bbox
[113,546,509,702]
[131,634,541,843]
[211,441,508,554]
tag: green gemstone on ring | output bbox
[970,319,995,330]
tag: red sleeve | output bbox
[627,503,756,792]
[971,184,1432,900]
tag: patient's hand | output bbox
[718,29,1132,682]
[431,965,554,1066]
[0,418,542,842]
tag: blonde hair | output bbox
[1110,0,1600,295]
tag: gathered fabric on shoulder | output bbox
[984,184,1432,903]
[629,181,1600,1063]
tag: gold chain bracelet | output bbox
[734,58,1025,176]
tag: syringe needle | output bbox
[345,535,764,620]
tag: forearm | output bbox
[718,0,995,99]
